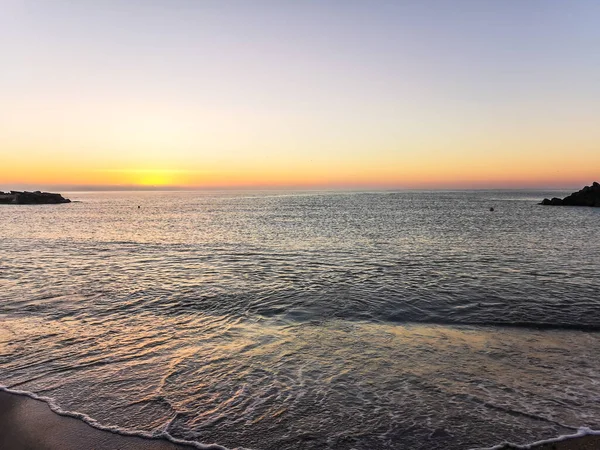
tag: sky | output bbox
[1,0,599,190]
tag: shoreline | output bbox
[1,388,599,450]
[0,388,225,450]
[480,431,600,450]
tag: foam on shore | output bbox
[473,427,600,449]
[0,386,231,450]
[3,385,600,450]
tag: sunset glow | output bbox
[2,1,599,190]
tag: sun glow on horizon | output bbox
[97,169,200,187]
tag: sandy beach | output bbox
[0,391,221,450]
[2,390,600,450]
[4,0,600,448]
[499,434,600,450]
[533,436,600,450]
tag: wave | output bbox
[472,427,600,449]
[0,386,235,450]
[393,318,600,332]
[3,385,599,450]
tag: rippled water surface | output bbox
[1,190,600,449]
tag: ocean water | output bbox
[1,190,600,449]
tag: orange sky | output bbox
[2,2,599,190]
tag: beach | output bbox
[2,390,600,450]
[4,0,600,448]
[0,390,215,450]
[533,436,600,449]
[499,435,600,450]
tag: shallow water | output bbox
[1,190,599,449]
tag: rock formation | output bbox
[540,182,600,207]
[0,191,71,205]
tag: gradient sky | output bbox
[2,0,599,189]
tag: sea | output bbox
[1,190,599,450]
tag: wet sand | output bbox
[533,435,600,449]
[496,434,600,450]
[0,391,220,450]
[499,434,600,450]
[1,389,599,450]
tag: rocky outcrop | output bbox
[540,182,600,207]
[0,191,71,205]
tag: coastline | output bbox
[1,388,599,450]
[488,432,600,450]
[0,388,226,450]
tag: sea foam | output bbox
[0,385,235,450]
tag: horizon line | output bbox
[2,183,594,193]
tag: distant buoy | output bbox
[489,207,494,212]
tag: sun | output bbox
[137,171,172,186]
[124,169,180,187]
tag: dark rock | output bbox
[540,182,600,207]
[540,197,563,205]
[0,191,71,205]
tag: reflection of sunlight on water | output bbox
[2,191,600,449]
[2,312,599,449]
